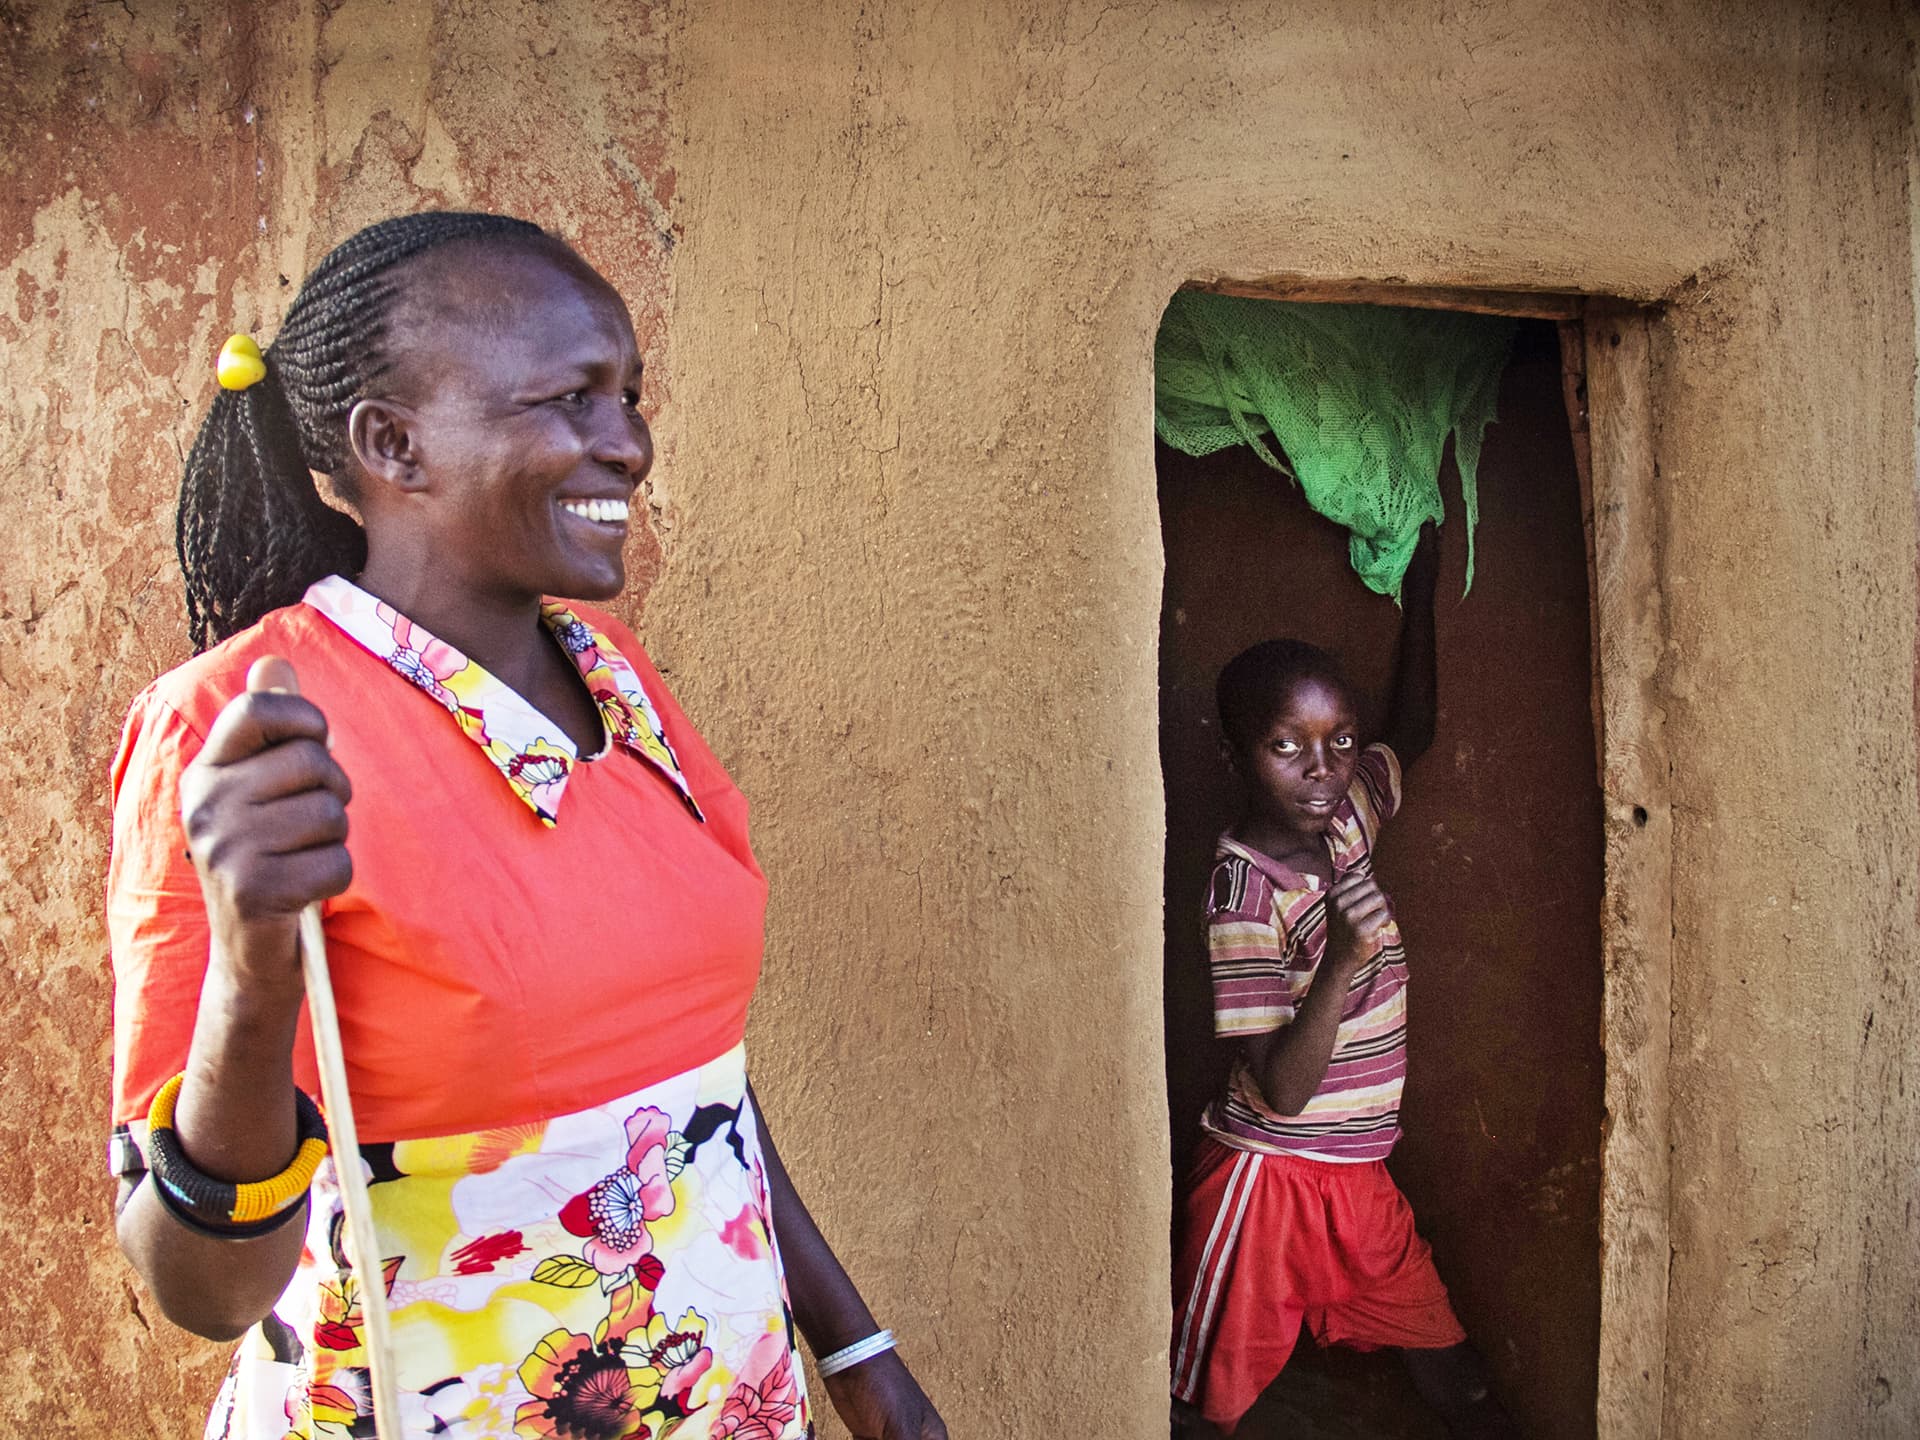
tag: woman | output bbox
[108,211,946,1440]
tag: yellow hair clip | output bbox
[216,333,267,391]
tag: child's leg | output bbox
[1398,1343,1521,1440]
[1170,1142,1322,1432]
[1312,1163,1518,1432]
[1169,1394,1220,1436]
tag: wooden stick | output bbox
[299,904,404,1438]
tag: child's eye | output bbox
[1331,735,1356,751]
[1271,740,1300,756]
[622,389,643,411]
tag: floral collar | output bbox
[303,575,703,827]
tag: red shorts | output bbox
[1170,1136,1466,1432]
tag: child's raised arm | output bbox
[1380,522,1439,767]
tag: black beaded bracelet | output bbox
[147,1168,311,1240]
[144,1074,329,1233]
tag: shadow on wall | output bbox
[1158,320,1604,1439]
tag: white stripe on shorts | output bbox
[1172,1150,1261,1399]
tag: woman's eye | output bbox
[554,390,589,409]
[622,389,642,411]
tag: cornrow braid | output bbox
[177,211,549,651]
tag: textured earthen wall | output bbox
[4,2,1917,1437]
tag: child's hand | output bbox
[1403,521,1440,603]
[1325,872,1393,973]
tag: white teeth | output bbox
[561,498,630,524]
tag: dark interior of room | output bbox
[1158,316,1604,1440]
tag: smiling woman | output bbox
[108,212,947,1440]
[340,238,653,751]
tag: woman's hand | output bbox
[179,656,353,976]
[823,1351,949,1440]
[748,1085,950,1440]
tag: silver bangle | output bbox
[816,1328,897,1376]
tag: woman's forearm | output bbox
[175,927,307,1182]
[117,926,311,1340]
[748,1081,948,1438]
[748,1080,881,1354]
[117,1176,308,1341]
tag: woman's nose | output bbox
[591,404,653,477]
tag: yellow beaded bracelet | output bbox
[146,1072,330,1230]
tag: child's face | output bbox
[1235,675,1362,838]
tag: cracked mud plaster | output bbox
[5,1,1920,1438]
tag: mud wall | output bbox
[4,2,1917,1437]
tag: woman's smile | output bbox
[557,495,633,530]
[378,246,654,604]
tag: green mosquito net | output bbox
[1154,292,1515,598]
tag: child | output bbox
[1169,527,1518,1439]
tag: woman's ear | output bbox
[347,398,427,494]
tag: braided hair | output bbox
[176,211,551,651]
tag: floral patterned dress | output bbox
[107,578,814,1440]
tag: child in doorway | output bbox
[1169,526,1518,1439]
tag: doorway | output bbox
[1159,316,1605,1438]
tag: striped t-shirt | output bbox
[1200,742,1409,1163]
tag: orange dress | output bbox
[108,576,812,1440]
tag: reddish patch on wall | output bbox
[1159,321,1604,1438]
[2,3,684,1430]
